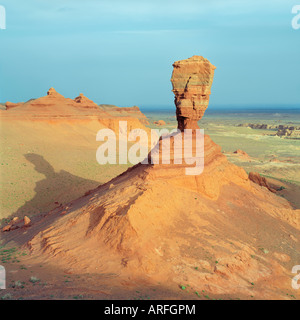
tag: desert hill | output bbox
[2,56,298,299]
[1,88,151,137]
[1,88,149,128]
[3,88,104,116]
[5,129,299,299]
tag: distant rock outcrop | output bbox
[171,55,216,131]
[1,89,150,131]
[153,120,166,126]
[0,89,153,144]
[276,125,300,138]
[47,87,64,98]
[99,105,149,125]
[233,149,251,160]
[237,123,300,139]
[3,88,106,115]
[74,93,100,109]
[237,123,278,130]
[5,102,23,110]
[4,88,76,113]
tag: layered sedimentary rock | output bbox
[171,55,216,131]
[1,89,150,133]
[4,88,85,114]
[1,88,153,157]
[5,102,23,110]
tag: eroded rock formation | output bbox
[171,55,216,131]
[47,87,64,98]
[248,172,276,193]
[1,89,151,134]
[3,57,299,299]
[74,93,100,109]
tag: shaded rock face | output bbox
[248,172,276,193]
[171,55,216,131]
[237,123,277,130]
[276,127,300,138]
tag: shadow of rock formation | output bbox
[13,153,100,218]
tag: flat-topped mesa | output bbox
[171,55,216,131]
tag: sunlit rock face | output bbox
[171,55,216,131]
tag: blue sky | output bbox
[0,0,299,108]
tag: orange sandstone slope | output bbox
[9,57,300,299]
[24,133,299,298]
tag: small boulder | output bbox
[2,224,12,232]
[23,216,31,226]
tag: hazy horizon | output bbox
[139,103,300,111]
